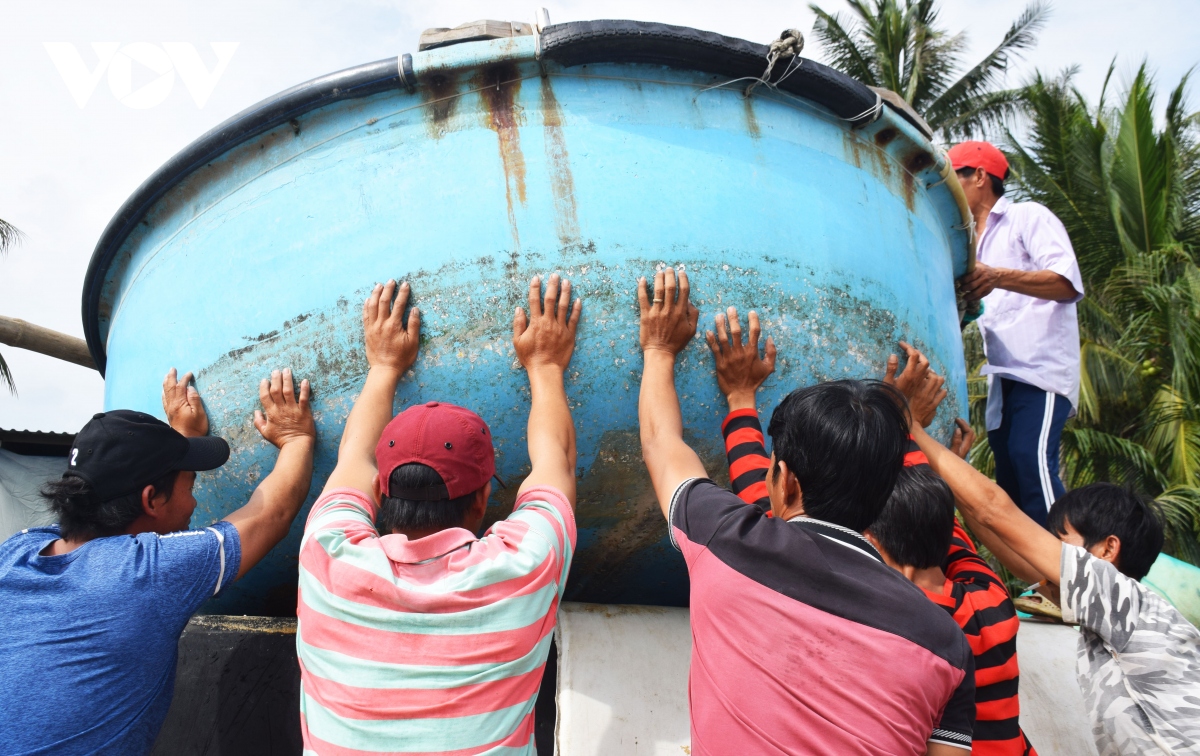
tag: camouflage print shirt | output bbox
[1060,543,1200,755]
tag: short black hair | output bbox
[866,465,955,569]
[378,463,478,534]
[956,167,1005,197]
[41,470,179,541]
[767,380,909,533]
[1047,483,1164,580]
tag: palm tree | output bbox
[0,217,21,394]
[808,0,1048,138]
[966,65,1200,565]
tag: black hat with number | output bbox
[64,410,229,501]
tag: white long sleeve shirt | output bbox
[976,197,1085,430]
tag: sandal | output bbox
[1013,593,1063,622]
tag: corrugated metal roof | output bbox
[0,428,77,441]
[0,429,77,455]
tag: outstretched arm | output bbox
[911,420,1063,585]
[323,280,420,500]
[944,418,1045,582]
[513,274,581,505]
[639,268,707,518]
[165,367,317,580]
[706,307,776,508]
[880,347,1049,583]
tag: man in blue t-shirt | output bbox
[0,366,317,755]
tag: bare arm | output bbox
[956,506,1045,584]
[926,742,970,756]
[948,416,1044,583]
[877,346,1049,584]
[513,274,581,505]
[226,369,316,578]
[705,306,776,412]
[323,280,420,500]
[960,262,1078,303]
[639,268,707,518]
[165,367,316,580]
[911,421,1064,585]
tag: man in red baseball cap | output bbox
[296,276,580,755]
[949,140,1084,528]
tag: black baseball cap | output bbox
[64,410,230,501]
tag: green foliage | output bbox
[807,0,1048,138]
[965,65,1200,565]
[0,216,20,395]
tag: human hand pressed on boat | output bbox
[513,273,581,373]
[705,306,776,411]
[950,418,975,460]
[638,267,698,357]
[883,341,946,428]
[363,280,420,376]
[514,273,582,506]
[253,368,315,450]
[163,368,208,437]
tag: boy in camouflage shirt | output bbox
[909,420,1200,755]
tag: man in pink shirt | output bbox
[296,276,581,755]
[636,268,975,755]
[953,141,1084,527]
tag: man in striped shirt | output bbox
[297,276,581,755]
[710,312,1034,754]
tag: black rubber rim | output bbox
[82,21,883,374]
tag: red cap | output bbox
[947,141,1009,181]
[376,401,495,499]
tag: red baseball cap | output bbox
[947,141,1009,181]
[376,401,496,500]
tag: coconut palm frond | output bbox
[0,218,22,257]
[935,87,1026,140]
[1153,486,1200,566]
[806,0,1045,136]
[1110,66,1174,260]
[0,351,14,396]
[0,217,19,394]
[808,4,879,86]
[923,1,1050,132]
[1061,427,1168,492]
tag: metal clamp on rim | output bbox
[397,53,416,93]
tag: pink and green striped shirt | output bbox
[296,485,576,755]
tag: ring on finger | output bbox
[653,298,664,304]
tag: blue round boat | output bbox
[82,20,974,615]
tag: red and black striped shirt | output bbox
[925,524,1035,755]
[721,409,1036,756]
[722,408,772,511]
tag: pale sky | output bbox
[2,0,1197,433]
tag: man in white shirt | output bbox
[953,141,1084,527]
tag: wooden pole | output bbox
[0,316,97,370]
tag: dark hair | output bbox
[767,380,908,532]
[378,463,478,534]
[956,167,1005,197]
[866,465,955,569]
[1047,483,1164,580]
[41,470,179,541]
